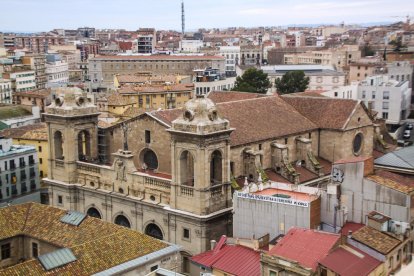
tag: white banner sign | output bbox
[236,191,309,208]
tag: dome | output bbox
[171,94,230,134]
[182,94,219,122]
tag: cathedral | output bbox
[44,87,375,271]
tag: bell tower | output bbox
[44,87,99,183]
[168,95,234,215]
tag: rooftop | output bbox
[366,169,414,194]
[319,245,382,276]
[0,105,32,121]
[118,83,194,94]
[0,123,48,141]
[374,146,414,170]
[191,236,260,276]
[281,95,361,130]
[151,95,318,147]
[268,228,340,271]
[254,188,318,202]
[351,226,401,255]
[0,203,170,275]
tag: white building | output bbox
[0,105,41,129]
[45,54,69,87]
[193,68,236,95]
[0,137,40,207]
[322,82,359,100]
[0,79,12,103]
[2,69,36,93]
[387,60,414,88]
[135,34,155,54]
[358,75,411,125]
[218,46,240,76]
[179,39,204,53]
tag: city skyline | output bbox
[0,0,412,32]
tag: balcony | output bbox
[30,172,36,178]
[20,161,26,168]
[180,186,194,197]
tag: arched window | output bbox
[78,130,91,161]
[145,223,163,240]
[87,207,101,219]
[180,151,194,186]
[210,150,222,185]
[142,149,158,170]
[54,131,63,160]
[114,214,131,228]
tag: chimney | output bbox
[210,240,217,250]
[348,230,352,239]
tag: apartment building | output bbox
[45,54,69,87]
[283,45,361,72]
[240,45,263,66]
[193,68,236,95]
[358,75,411,125]
[349,57,386,82]
[21,54,47,89]
[14,35,65,54]
[2,69,36,92]
[0,79,12,104]
[218,46,240,76]
[387,60,414,88]
[0,137,40,207]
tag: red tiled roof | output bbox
[191,236,260,276]
[281,95,360,130]
[151,96,318,147]
[268,228,340,271]
[319,245,382,276]
[207,91,266,103]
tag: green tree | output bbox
[389,37,407,52]
[275,71,310,94]
[232,67,270,93]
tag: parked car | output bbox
[406,123,413,130]
[403,129,411,139]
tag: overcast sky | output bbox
[1,0,412,32]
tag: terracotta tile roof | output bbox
[207,91,266,103]
[0,123,47,141]
[366,170,414,194]
[191,236,260,276]
[268,228,340,271]
[0,203,168,275]
[92,55,225,61]
[107,93,137,106]
[122,106,145,118]
[13,88,51,98]
[351,226,401,255]
[118,83,194,94]
[319,245,382,276]
[281,95,360,130]
[151,96,318,147]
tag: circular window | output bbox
[90,182,94,187]
[119,188,124,194]
[150,195,156,201]
[353,133,363,155]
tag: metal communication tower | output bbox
[181,0,185,35]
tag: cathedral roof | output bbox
[151,95,318,146]
[281,95,361,130]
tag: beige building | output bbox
[21,54,47,89]
[88,55,225,91]
[43,88,374,273]
[283,45,361,72]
